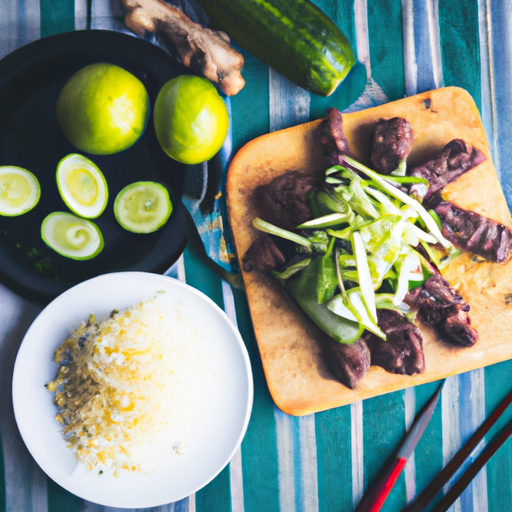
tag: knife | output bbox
[355,379,446,512]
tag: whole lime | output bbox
[56,63,149,155]
[153,75,229,164]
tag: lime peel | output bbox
[56,154,108,219]
[56,63,149,155]
[154,75,229,164]
[0,166,41,216]
[41,212,104,260]
[114,181,172,234]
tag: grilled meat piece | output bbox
[439,308,478,348]
[409,139,486,207]
[242,234,285,273]
[319,336,371,389]
[405,274,478,347]
[316,107,349,165]
[434,201,512,263]
[252,171,319,231]
[370,117,414,174]
[364,309,425,375]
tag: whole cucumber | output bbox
[197,0,356,96]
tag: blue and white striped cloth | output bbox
[1,1,512,511]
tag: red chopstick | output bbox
[401,386,512,512]
[355,380,445,512]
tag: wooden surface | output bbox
[1,1,512,512]
[227,87,512,415]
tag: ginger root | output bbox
[121,0,245,96]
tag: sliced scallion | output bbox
[316,191,351,213]
[352,231,377,323]
[253,217,311,247]
[327,226,352,240]
[325,165,345,176]
[405,221,439,244]
[344,156,452,249]
[348,289,386,339]
[273,257,312,280]
[365,187,401,215]
[379,175,430,185]
[297,212,352,229]
[393,253,419,306]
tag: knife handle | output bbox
[355,457,407,512]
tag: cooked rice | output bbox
[46,291,199,475]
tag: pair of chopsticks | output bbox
[355,380,512,512]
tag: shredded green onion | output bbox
[344,156,452,249]
[351,231,377,323]
[297,212,352,229]
[253,217,311,247]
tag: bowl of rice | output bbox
[12,271,253,508]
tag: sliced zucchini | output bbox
[114,181,172,234]
[56,153,108,219]
[0,166,41,216]
[41,212,104,260]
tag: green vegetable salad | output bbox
[253,157,461,344]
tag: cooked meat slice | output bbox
[415,273,468,326]
[364,309,425,375]
[316,107,349,165]
[405,274,478,347]
[253,171,319,231]
[319,336,371,389]
[409,139,486,206]
[438,308,478,348]
[434,201,512,263]
[370,117,414,174]
[242,234,285,273]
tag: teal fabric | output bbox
[1,1,512,511]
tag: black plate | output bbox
[0,30,189,306]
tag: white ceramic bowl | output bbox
[12,271,253,508]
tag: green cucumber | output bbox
[0,166,40,216]
[41,212,104,260]
[196,0,356,96]
[114,181,172,234]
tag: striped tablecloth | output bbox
[1,1,512,511]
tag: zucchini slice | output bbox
[41,212,104,260]
[114,181,172,234]
[56,153,108,219]
[0,166,41,216]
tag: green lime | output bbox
[0,166,41,216]
[114,181,172,234]
[56,153,108,219]
[41,212,104,260]
[153,75,229,164]
[56,63,149,155]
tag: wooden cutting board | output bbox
[226,87,512,416]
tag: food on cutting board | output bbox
[41,211,104,260]
[0,166,40,216]
[57,63,149,155]
[56,153,108,219]
[114,181,172,234]
[244,109,507,385]
[227,88,512,414]
[197,0,355,96]
[45,292,202,474]
[120,0,245,96]
[154,75,229,164]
